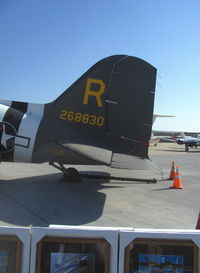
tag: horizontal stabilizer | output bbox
[111,153,158,170]
[58,142,112,165]
[58,142,157,170]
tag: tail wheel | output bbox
[63,167,82,182]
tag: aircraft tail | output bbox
[152,114,175,125]
[180,132,187,139]
[42,55,156,161]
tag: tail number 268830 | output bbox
[59,110,104,127]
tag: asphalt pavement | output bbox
[0,143,199,229]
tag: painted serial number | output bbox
[59,110,104,127]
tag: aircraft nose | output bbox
[177,139,183,144]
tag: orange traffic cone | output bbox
[196,211,200,229]
[169,161,175,180]
[170,166,183,189]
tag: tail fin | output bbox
[152,114,175,125]
[46,55,156,159]
[180,132,187,139]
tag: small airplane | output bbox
[177,132,200,151]
[0,55,157,181]
[150,134,177,146]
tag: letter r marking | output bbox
[83,78,105,108]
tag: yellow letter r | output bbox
[83,78,105,108]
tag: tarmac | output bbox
[0,142,199,229]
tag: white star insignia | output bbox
[1,125,14,149]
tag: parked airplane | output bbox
[0,55,157,181]
[150,134,177,146]
[177,132,200,151]
[151,115,176,145]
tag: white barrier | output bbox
[0,225,199,273]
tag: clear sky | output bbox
[0,0,200,132]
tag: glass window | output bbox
[0,235,22,273]
[36,236,110,273]
[124,239,198,273]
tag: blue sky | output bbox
[0,0,200,132]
